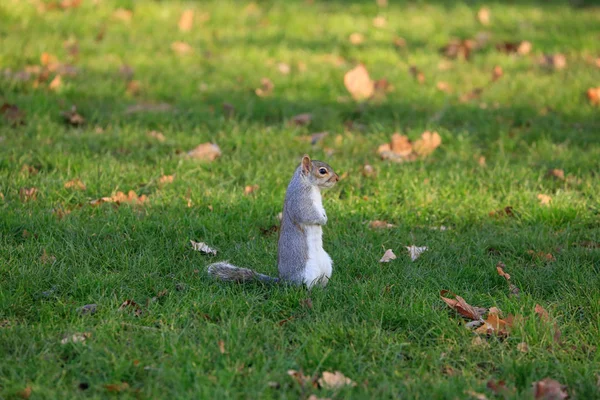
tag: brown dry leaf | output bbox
[496,261,511,280]
[1,103,26,126]
[277,62,291,75]
[190,240,217,255]
[436,81,452,93]
[379,249,396,263]
[478,156,486,166]
[496,41,532,55]
[477,7,491,25]
[171,41,193,55]
[19,187,38,202]
[534,304,551,322]
[440,290,485,321]
[290,113,312,126]
[112,191,148,205]
[546,169,565,181]
[20,164,39,175]
[19,386,32,399]
[533,378,568,400]
[126,80,141,96]
[391,133,413,156]
[218,339,226,354]
[40,52,58,67]
[244,185,259,195]
[349,32,365,45]
[466,390,489,400]
[393,36,407,48]
[373,16,386,28]
[413,131,442,157]
[255,77,274,97]
[178,9,194,32]
[489,206,515,218]
[318,371,357,389]
[187,143,221,161]
[147,130,166,142]
[64,178,86,191]
[460,87,483,102]
[362,164,376,177]
[369,220,395,229]
[527,250,555,262]
[517,342,529,353]
[287,370,317,389]
[474,309,514,337]
[540,54,567,70]
[587,87,600,105]
[118,300,142,316]
[113,8,132,22]
[409,65,425,84]
[537,194,552,205]
[104,382,130,393]
[374,78,393,94]
[442,39,476,60]
[40,249,56,265]
[60,106,85,126]
[406,245,428,261]
[492,65,503,81]
[344,64,374,101]
[49,75,62,91]
[159,175,174,185]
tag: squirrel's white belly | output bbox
[303,225,332,288]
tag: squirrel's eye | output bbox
[318,168,327,175]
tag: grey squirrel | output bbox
[207,154,339,288]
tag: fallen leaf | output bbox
[487,380,511,396]
[19,387,32,399]
[460,87,483,102]
[492,65,503,81]
[255,77,274,97]
[436,81,452,92]
[1,103,26,126]
[104,382,130,393]
[372,16,386,28]
[159,175,174,185]
[61,332,91,344]
[587,87,600,105]
[393,36,407,48]
[126,80,141,96]
[496,40,531,55]
[147,130,166,142]
[277,62,290,75]
[406,245,428,261]
[540,54,567,70]
[537,194,552,205]
[379,249,396,263]
[349,32,364,45]
[546,169,565,180]
[318,371,356,389]
[496,261,511,280]
[440,290,486,321]
[112,8,132,22]
[532,378,568,400]
[187,143,221,161]
[178,9,194,32]
[60,106,85,126]
[290,113,312,126]
[218,339,226,354]
[489,206,515,218]
[478,156,486,166]
[413,131,442,157]
[466,390,489,400]
[527,250,555,262]
[471,335,488,347]
[517,342,529,353]
[48,75,62,90]
[344,64,374,101]
[369,220,395,229]
[534,304,550,322]
[287,370,317,388]
[171,41,193,55]
[409,65,425,84]
[64,178,86,190]
[474,308,513,337]
[19,187,38,202]
[441,38,476,60]
[244,184,259,195]
[190,240,217,255]
[40,249,56,264]
[477,7,490,25]
[118,300,142,316]
[362,164,376,177]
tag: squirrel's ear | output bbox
[301,154,311,174]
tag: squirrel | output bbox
[207,154,339,288]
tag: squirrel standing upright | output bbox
[207,154,339,288]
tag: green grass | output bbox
[1,0,600,398]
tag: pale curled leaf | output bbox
[190,240,217,255]
[344,65,374,101]
[413,131,442,157]
[379,249,396,263]
[369,220,395,229]
[187,143,221,161]
[406,245,428,261]
[178,9,194,32]
[440,290,485,320]
[318,371,357,389]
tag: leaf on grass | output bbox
[527,250,555,262]
[277,62,291,75]
[546,169,565,181]
[474,309,514,337]
[91,190,147,206]
[113,8,132,22]
[287,370,317,388]
[362,164,376,177]
[40,249,56,264]
[517,342,529,353]
[393,36,407,48]
[244,184,260,195]
[441,39,477,60]
[1,103,26,126]
[466,390,489,400]
[406,245,428,261]
[64,178,86,190]
[379,249,396,263]
[344,64,374,101]
[492,65,503,81]
[587,87,600,105]
[19,187,38,202]
[126,80,141,96]
[218,339,226,354]
[440,290,485,321]
[318,371,357,389]
[178,9,194,32]
[413,131,442,157]
[459,87,483,103]
[48,75,62,91]
[539,54,567,70]
[377,133,416,162]
[487,380,512,396]
[187,143,221,161]
[61,332,91,344]
[60,106,85,126]
[190,240,217,255]
[255,77,274,97]
[436,81,452,92]
[533,378,568,400]
[496,261,510,280]
[104,382,130,393]
[147,130,166,142]
[349,32,365,45]
[171,41,193,55]
[373,16,386,28]
[534,304,550,322]
[488,206,515,218]
[118,300,142,317]
[290,113,312,126]
[496,41,531,55]
[369,220,395,229]
[409,65,425,84]
[19,387,32,399]
[477,7,490,25]
[537,194,551,205]
[159,175,175,185]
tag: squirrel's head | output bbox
[301,154,339,189]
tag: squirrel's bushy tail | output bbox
[207,262,279,284]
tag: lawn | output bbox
[1,0,599,398]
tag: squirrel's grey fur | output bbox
[207,155,339,288]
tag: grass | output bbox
[1,0,599,398]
